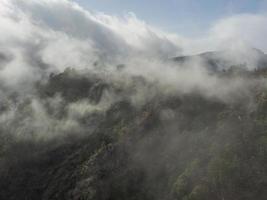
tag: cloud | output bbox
[185,13,267,54]
[0,0,185,90]
[0,0,266,103]
[10,0,181,57]
[211,14,267,52]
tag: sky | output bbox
[74,0,267,37]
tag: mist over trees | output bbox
[0,1,267,200]
[1,67,267,200]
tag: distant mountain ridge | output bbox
[173,48,267,71]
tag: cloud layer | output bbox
[0,0,266,99]
[0,0,265,141]
[0,0,266,73]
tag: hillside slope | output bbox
[0,68,267,200]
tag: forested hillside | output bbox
[1,67,267,200]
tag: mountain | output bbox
[173,48,267,71]
[0,63,267,200]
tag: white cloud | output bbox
[211,14,267,52]
[0,0,266,100]
[0,0,266,140]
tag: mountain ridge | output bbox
[173,48,267,71]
